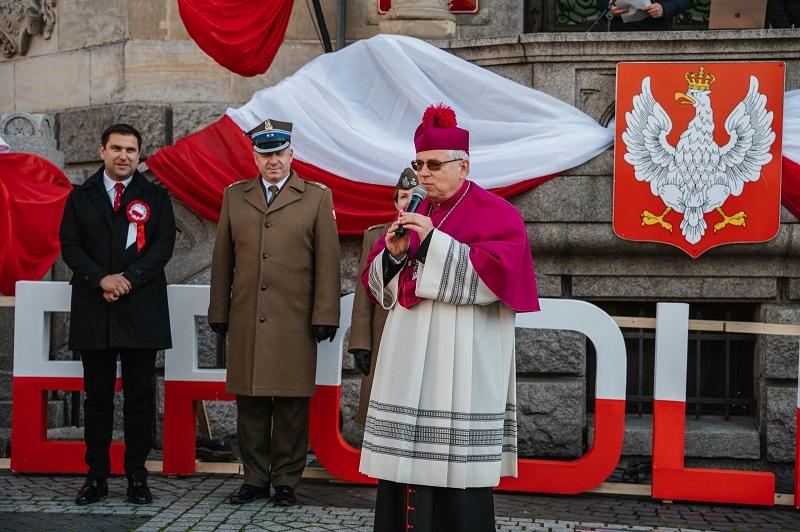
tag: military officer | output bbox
[208,118,341,505]
[348,168,416,424]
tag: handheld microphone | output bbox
[396,185,428,238]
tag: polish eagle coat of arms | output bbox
[613,62,784,258]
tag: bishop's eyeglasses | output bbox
[410,158,463,172]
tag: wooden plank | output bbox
[196,462,243,475]
[612,317,656,329]
[195,401,213,440]
[0,297,15,307]
[145,460,163,472]
[613,316,800,337]
[302,467,337,480]
[725,321,800,336]
[143,461,328,478]
[507,481,794,506]
[687,319,725,332]
[588,482,651,497]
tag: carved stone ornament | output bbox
[0,0,57,59]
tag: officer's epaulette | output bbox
[367,224,385,231]
[305,180,328,190]
[226,179,250,189]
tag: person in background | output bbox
[348,168,417,425]
[767,0,800,27]
[596,0,694,31]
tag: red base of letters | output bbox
[11,376,124,474]
[162,380,234,475]
[310,385,377,484]
[498,398,625,493]
[653,400,774,505]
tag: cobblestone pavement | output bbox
[0,471,798,531]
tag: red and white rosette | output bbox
[126,200,150,252]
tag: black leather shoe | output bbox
[228,484,268,504]
[75,479,108,505]
[272,485,297,506]
[126,478,153,504]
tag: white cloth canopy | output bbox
[227,34,614,189]
[783,89,800,163]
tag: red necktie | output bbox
[113,182,125,212]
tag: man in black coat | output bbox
[59,124,176,505]
[595,0,694,31]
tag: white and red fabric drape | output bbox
[146,34,614,235]
[781,90,800,218]
[148,34,800,234]
[178,0,294,77]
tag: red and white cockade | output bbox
[126,200,151,252]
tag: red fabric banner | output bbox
[146,115,552,236]
[178,0,294,77]
[146,115,254,222]
[0,153,72,295]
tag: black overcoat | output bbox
[59,169,176,350]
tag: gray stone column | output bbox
[0,113,63,168]
[379,0,456,39]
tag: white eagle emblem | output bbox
[622,66,776,244]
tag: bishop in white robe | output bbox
[358,104,540,531]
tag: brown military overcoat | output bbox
[349,222,391,423]
[209,172,341,397]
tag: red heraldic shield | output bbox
[613,62,784,258]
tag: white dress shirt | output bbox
[103,172,133,206]
[261,173,290,204]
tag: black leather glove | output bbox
[311,324,338,343]
[209,322,228,336]
[349,349,371,376]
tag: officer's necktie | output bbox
[267,185,279,206]
[113,182,125,212]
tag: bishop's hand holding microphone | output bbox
[386,185,432,259]
[395,185,427,237]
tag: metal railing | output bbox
[587,305,763,421]
[525,0,712,32]
[591,326,754,420]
